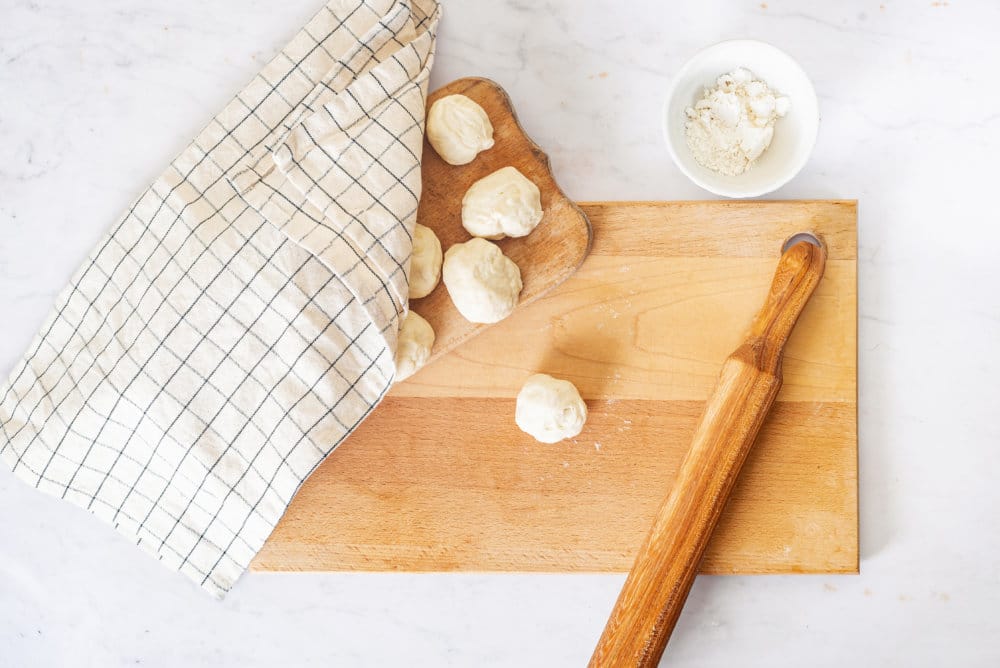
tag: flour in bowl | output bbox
[684,67,790,176]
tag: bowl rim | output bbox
[662,39,819,198]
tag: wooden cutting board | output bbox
[252,200,858,575]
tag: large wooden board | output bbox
[252,200,858,575]
[414,78,592,362]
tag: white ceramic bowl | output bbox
[663,40,819,198]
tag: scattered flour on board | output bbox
[599,303,622,319]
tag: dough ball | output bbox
[426,94,495,165]
[408,223,442,299]
[461,166,543,239]
[442,237,522,324]
[394,310,435,382]
[515,374,588,443]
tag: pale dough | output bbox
[442,237,522,324]
[515,374,588,443]
[426,94,495,165]
[408,223,442,299]
[461,166,543,239]
[394,310,435,382]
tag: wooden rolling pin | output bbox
[589,233,827,667]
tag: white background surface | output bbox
[2,1,999,666]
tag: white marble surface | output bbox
[2,0,999,665]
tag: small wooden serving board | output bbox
[410,77,592,362]
[252,199,858,576]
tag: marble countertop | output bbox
[2,1,999,665]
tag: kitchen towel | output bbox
[0,0,439,598]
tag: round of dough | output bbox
[442,237,522,324]
[394,310,435,382]
[426,94,495,166]
[461,166,543,239]
[515,374,588,443]
[408,224,443,299]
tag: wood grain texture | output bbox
[251,200,858,576]
[590,240,827,667]
[411,77,592,363]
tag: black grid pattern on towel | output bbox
[0,0,439,597]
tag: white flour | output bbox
[684,67,790,176]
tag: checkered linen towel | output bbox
[0,0,439,598]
